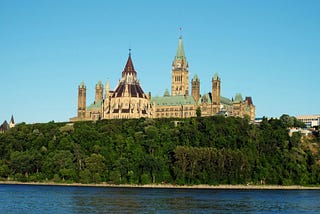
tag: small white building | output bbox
[296,115,320,128]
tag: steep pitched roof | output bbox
[234,93,243,103]
[10,115,15,124]
[122,53,137,77]
[112,53,147,99]
[220,96,232,105]
[245,96,253,105]
[175,36,186,61]
[112,81,146,98]
[0,120,9,132]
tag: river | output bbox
[1,184,320,213]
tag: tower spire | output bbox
[175,36,186,61]
[122,50,137,77]
[171,35,189,96]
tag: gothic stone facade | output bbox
[71,37,255,122]
[70,54,153,121]
[151,36,255,121]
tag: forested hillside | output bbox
[0,116,319,185]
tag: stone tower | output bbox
[105,80,110,98]
[212,73,221,113]
[77,81,86,119]
[95,80,103,103]
[171,36,189,96]
[191,75,200,103]
[9,115,15,128]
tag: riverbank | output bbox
[1,181,320,190]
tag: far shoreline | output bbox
[1,181,320,190]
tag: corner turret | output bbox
[77,81,87,119]
[191,75,200,103]
[212,73,221,112]
[95,80,103,103]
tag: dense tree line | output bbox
[0,116,319,185]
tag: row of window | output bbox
[156,111,194,117]
[174,76,183,82]
[156,107,194,112]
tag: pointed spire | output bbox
[10,115,15,124]
[122,50,137,77]
[105,80,110,89]
[9,115,15,128]
[175,36,186,61]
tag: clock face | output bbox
[177,63,181,68]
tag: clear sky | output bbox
[1,0,319,124]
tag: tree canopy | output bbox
[0,115,319,185]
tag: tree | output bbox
[43,150,75,179]
[0,160,10,178]
[84,153,105,182]
[280,114,294,128]
[196,107,201,117]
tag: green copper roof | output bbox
[175,36,186,61]
[220,96,232,105]
[163,89,170,97]
[151,95,196,106]
[198,93,232,106]
[151,93,232,107]
[96,80,103,87]
[192,75,200,82]
[234,93,243,102]
[79,81,86,88]
[87,99,103,110]
[213,73,220,81]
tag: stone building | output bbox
[151,36,255,121]
[0,115,15,133]
[70,52,153,121]
[71,36,255,122]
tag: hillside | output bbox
[0,116,319,185]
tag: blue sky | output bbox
[1,0,319,123]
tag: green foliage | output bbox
[280,114,306,128]
[196,107,201,117]
[0,117,319,185]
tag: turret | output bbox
[105,80,110,98]
[95,80,103,102]
[191,75,200,103]
[212,73,221,112]
[78,81,86,119]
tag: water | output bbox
[1,184,320,213]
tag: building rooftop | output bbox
[151,94,232,106]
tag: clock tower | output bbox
[171,36,189,96]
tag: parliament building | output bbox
[70,37,255,122]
